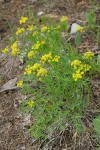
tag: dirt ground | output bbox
[0,0,100,150]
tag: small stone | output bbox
[37,11,44,16]
[0,0,4,3]
[23,114,32,127]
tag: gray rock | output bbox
[0,0,4,3]
[37,11,44,16]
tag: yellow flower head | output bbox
[72,72,82,81]
[71,60,82,69]
[27,25,34,31]
[78,64,84,71]
[27,100,34,108]
[32,42,40,50]
[61,16,68,22]
[16,28,25,35]
[27,51,36,59]
[41,40,46,45]
[83,51,94,60]
[24,65,33,75]
[84,64,91,72]
[52,55,60,62]
[40,52,52,64]
[19,16,28,24]
[41,26,48,32]
[24,63,41,75]
[36,67,48,77]
[75,26,84,32]
[11,41,20,56]
[32,31,38,36]
[71,59,91,81]
[17,80,23,86]
[31,63,41,71]
[2,47,9,54]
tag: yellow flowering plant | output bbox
[2,47,9,54]
[3,13,99,141]
[19,16,28,24]
[16,27,25,35]
[27,25,34,31]
[27,100,34,108]
[17,80,23,86]
[83,51,94,60]
[60,16,68,22]
[11,41,20,56]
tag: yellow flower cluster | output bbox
[75,26,83,32]
[32,31,38,36]
[72,70,83,81]
[16,28,24,35]
[40,52,52,63]
[71,59,91,81]
[24,65,33,75]
[24,63,48,81]
[17,80,23,86]
[2,47,9,54]
[54,25,61,31]
[71,60,82,69]
[32,41,40,50]
[27,51,36,59]
[40,52,60,64]
[41,26,50,32]
[27,25,34,31]
[24,63,41,75]
[61,16,68,22]
[27,100,34,107]
[41,40,46,45]
[32,63,41,71]
[19,16,28,24]
[11,41,20,56]
[36,67,48,77]
[52,55,60,62]
[84,64,91,72]
[83,51,94,60]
